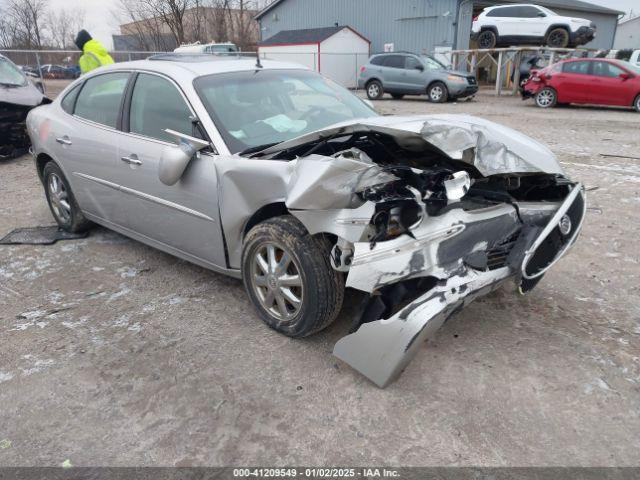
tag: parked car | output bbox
[471,4,596,49]
[0,54,50,159]
[27,55,585,387]
[174,42,238,54]
[39,64,80,79]
[359,53,478,102]
[522,58,640,112]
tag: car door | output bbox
[589,61,635,106]
[554,60,592,104]
[52,71,130,225]
[403,56,426,94]
[113,71,227,268]
[519,6,548,38]
[487,6,518,37]
[381,55,406,91]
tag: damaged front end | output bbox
[253,115,586,387]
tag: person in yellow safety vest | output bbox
[74,30,114,75]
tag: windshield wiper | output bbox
[239,142,281,157]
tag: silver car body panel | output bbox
[26,57,585,387]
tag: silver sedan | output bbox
[27,54,585,387]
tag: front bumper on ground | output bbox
[333,184,586,387]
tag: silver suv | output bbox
[358,53,478,102]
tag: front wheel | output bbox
[535,87,557,108]
[43,162,92,233]
[427,82,448,103]
[242,216,344,338]
[366,80,384,100]
[546,28,569,48]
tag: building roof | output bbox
[260,26,369,45]
[619,14,640,26]
[256,0,624,20]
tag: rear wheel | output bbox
[535,87,557,108]
[546,28,569,48]
[634,94,640,112]
[477,30,497,49]
[366,80,384,100]
[427,82,448,103]
[242,216,344,338]
[43,162,92,233]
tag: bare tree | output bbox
[49,8,86,49]
[4,0,49,48]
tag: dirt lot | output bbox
[1,90,639,467]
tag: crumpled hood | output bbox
[260,114,563,177]
[0,82,45,107]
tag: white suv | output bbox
[471,4,596,49]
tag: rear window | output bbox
[370,56,385,66]
[562,61,590,75]
[487,6,520,17]
[382,55,405,69]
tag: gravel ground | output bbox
[1,89,639,467]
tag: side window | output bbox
[61,83,82,114]
[563,61,590,75]
[405,56,422,70]
[129,73,193,143]
[486,8,504,17]
[520,6,543,17]
[593,61,625,78]
[370,56,384,66]
[383,55,405,69]
[74,72,129,128]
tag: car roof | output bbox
[87,55,309,81]
[483,3,543,10]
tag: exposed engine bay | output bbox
[238,115,586,387]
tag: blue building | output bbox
[256,0,623,54]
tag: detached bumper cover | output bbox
[333,185,586,387]
[571,26,596,45]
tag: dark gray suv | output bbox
[358,53,479,102]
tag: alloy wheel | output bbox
[47,173,71,223]
[430,86,443,101]
[368,83,380,98]
[548,29,568,48]
[250,242,304,321]
[536,89,555,108]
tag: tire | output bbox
[391,93,405,100]
[42,162,92,233]
[546,28,569,48]
[242,215,344,338]
[366,80,384,100]
[477,30,497,49]
[634,94,640,112]
[535,87,557,108]
[427,81,448,103]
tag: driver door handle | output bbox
[120,155,143,166]
[55,136,72,145]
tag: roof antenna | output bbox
[255,50,263,69]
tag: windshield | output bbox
[420,55,446,70]
[0,57,27,87]
[618,61,640,74]
[194,69,377,153]
[538,6,557,16]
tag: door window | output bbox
[519,6,544,17]
[405,56,422,70]
[487,6,519,17]
[370,56,385,66]
[74,72,129,128]
[61,83,82,114]
[592,61,626,78]
[383,55,405,69]
[128,73,193,143]
[562,61,590,75]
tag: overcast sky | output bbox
[2,0,638,50]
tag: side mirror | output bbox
[159,129,210,186]
[619,72,631,80]
[537,12,546,17]
[414,64,424,71]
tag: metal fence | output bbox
[2,46,600,98]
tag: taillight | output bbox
[473,15,479,22]
[360,66,366,73]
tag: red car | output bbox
[522,58,640,112]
